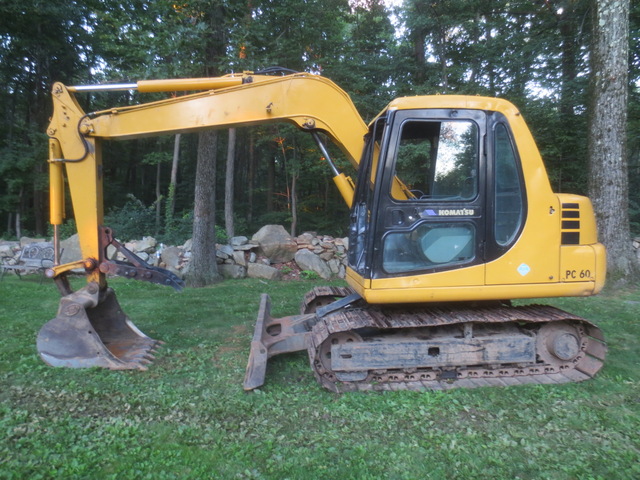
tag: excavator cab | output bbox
[346,99,605,305]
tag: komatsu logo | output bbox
[422,208,475,217]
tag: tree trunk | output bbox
[247,132,255,225]
[33,161,45,236]
[168,133,181,220]
[16,186,23,239]
[290,170,298,237]
[185,130,221,287]
[155,161,162,235]
[267,156,275,212]
[588,0,636,281]
[225,128,236,239]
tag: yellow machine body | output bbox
[42,72,606,389]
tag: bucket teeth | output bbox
[37,283,161,370]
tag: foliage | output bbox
[0,276,639,478]
[104,195,158,242]
[0,0,639,247]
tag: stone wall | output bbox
[0,225,348,281]
[160,225,350,281]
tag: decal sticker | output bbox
[517,263,531,276]
[420,208,475,217]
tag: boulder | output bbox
[233,250,247,267]
[219,264,247,279]
[232,243,258,251]
[60,234,82,263]
[294,248,332,280]
[251,225,297,263]
[230,236,249,246]
[0,242,17,257]
[161,246,182,271]
[216,244,234,259]
[127,236,157,253]
[20,237,46,247]
[296,232,315,245]
[327,259,340,275]
[247,263,282,280]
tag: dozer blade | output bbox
[37,282,160,370]
[244,294,315,390]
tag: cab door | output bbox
[372,109,487,282]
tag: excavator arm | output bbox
[47,72,366,280]
[39,72,367,369]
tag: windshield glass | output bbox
[391,119,479,201]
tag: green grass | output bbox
[1,275,639,479]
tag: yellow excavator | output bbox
[39,71,607,392]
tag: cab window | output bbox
[391,120,479,201]
[494,124,523,246]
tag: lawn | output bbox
[0,275,638,479]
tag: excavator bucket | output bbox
[37,282,160,370]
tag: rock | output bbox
[230,236,248,246]
[319,251,334,261]
[60,234,82,263]
[233,243,258,251]
[182,238,193,251]
[106,244,117,260]
[161,246,182,270]
[0,243,17,257]
[233,250,247,267]
[248,252,257,263]
[252,225,297,263]
[294,248,332,280]
[328,259,340,275]
[20,237,46,247]
[320,242,336,251]
[216,244,234,259]
[219,264,247,279]
[125,236,157,254]
[296,232,315,245]
[247,263,282,280]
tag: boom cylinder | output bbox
[311,132,354,207]
[49,140,65,264]
[68,76,247,93]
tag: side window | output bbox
[392,120,478,201]
[494,124,523,245]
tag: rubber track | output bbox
[307,303,607,392]
[300,286,356,314]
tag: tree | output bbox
[224,128,237,239]
[185,130,222,287]
[0,0,94,237]
[181,0,238,286]
[588,0,636,281]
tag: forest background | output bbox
[1,0,639,259]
